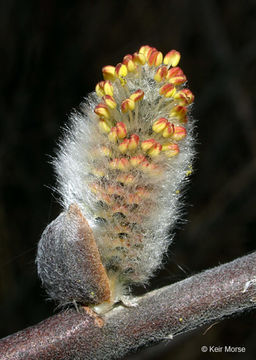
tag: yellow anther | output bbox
[95,81,105,97]
[159,83,176,98]
[162,143,179,157]
[172,125,187,141]
[130,155,146,167]
[128,134,139,150]
[130,89,144,102]
[115,63,128,78]
[174,89,194,105]
[170,105,188,123]
[139,45,152,57]
[118,157,130,171]
[95,80,114,97]
[102,65,117,81]
[116,122,127,139]
[108,126,118,142]
[121,98,135,113]
[152,117,168,133]
[119,139,129,153]
[139,46,157,62]
[166,67,184,79]
[103,95,117,109]
[141,138,156,152]
[98,118,112,133]
[166,66,187,85]
[148,143,162,157]
[169,75,187,86]
[103,81,114,96]
[162,123,174,138]
[123,54,136,72]
[163,50,181,67]
[94,103,110,119]
[154,66,168,82]
[108,122,127,142]
[133,52,146,65]
[148,50,163,66]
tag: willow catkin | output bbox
[36,45,195,312]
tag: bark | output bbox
[1,252,256,360]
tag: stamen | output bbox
[147,143,162,157]
[141,139,156,152]
[152,118,168,133]
[159,83,176,98]
[128,134,139,151]
[94,103,111,119]
[148,50,163,67]
[102,65,117,81]
[98,118,112,133]
[133,52,146,65]
[95,80,114,97]
[115,63,128,78]
[154,66,168,82]
[163,50,181,67]
[162,143,180,157]
[171,125,187,140]
[123,55,136,72]
[170,105,188,123]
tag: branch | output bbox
[1,252,256,360]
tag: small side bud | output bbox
[36,204,111,305]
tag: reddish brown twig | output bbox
[1,252,256,360]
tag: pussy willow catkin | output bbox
[36,45,195,311]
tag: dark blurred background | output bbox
[0,0,256,359]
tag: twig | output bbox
[1,252,256,360]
